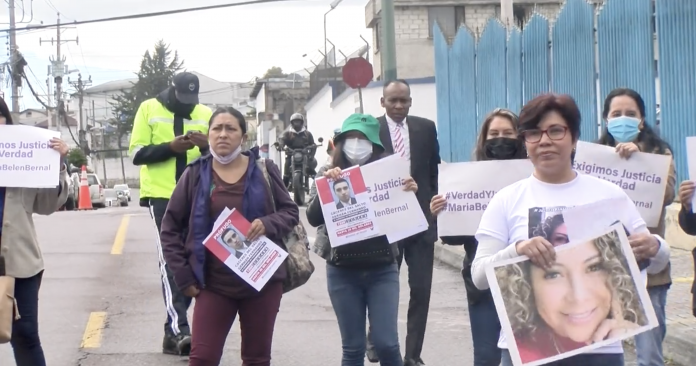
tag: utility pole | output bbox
[8,0,21,113]
[381,0,397,81]
[40,14,78,130]
[68,73,92,156]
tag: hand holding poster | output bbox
[486,224,657,366]
[203,208,288,291]
[315,166,380,247]
[361,155,427,242]
[685,136,696,209]
[0,124,61,188]
[573,141,671,227]
[437,159,533,236]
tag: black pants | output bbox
[367,234,434,361]
[149,198,192,337]
[12,271,46,366]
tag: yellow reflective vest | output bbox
[128,98,212,200]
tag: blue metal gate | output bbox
[434,0,696,183]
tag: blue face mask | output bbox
[607,116,641,143]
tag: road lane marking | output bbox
[80,312,107,349]
[111,215,131,255]
[673,277,693,283]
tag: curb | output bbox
[432,242,694,366]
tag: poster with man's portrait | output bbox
[486,224,657,366]
[217,227,251,260]
[331,177,357,209]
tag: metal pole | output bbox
[8,0,20,113]
[102,129,107,184]
[381,0,397,81]
[323,10,329,70]
[358,88,364,113]
[500,0,513,28]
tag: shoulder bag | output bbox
[256,158,315,293]
[0,251,20,343]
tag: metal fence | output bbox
[434,0,696,182]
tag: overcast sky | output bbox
[1,0,372,110]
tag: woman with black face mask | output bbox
[429,108,525,366]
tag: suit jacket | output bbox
[336,197,357,209]
[378,115,440,242]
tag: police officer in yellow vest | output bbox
[128,72,212,356]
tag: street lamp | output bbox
[324,0,343,69]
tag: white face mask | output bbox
[210,145,242,165]
[343,138,373,165]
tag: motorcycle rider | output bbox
[278,113,317,188]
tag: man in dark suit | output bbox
[333,178,357,209]
[366,79,440,366]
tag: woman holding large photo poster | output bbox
[595,88,676,366]
[471,94,671,366]
[430,108,525,366]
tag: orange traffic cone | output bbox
[77,165,94,210]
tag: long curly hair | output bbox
[495,230,647,340]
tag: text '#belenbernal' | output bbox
[0,164,51,171]
[444,190,496,212]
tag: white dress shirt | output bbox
[385,114,410,164]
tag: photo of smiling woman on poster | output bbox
[493,229,650,365]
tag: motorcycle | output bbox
[274,137,323,206]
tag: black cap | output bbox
[173,72,200,104]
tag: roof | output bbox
[34,115,79,128]
[84,78,138,94]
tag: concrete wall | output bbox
[305,78,436,166]
[91,156,140,188]
[367,1,563,79]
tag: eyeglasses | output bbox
[520,126,568,143]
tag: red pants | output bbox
[189,281,283,366]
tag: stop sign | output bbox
[342,57,374,89]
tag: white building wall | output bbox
[306,80,437,166]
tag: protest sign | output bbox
[437,159,533,236]
[361,155,427,242]
[486,224,657,366]
[315,165,380,247]
[686,136,696,209]
[0,124,61,188]
[573,141,671,227]
[203,208,288,291]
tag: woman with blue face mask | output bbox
[596,88,676,366]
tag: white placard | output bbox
[0,124,61,188]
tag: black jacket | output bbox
[678,205,696,317]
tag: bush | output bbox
[67,148,88,169]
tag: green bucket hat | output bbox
[334,113,384,150]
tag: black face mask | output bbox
[483,137,522,160]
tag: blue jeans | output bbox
[468,294,501,366]
[12,271,46,366]
[635,284,669,366]
[327,263,403,366]
[501,349,624,366]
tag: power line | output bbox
[1,0,304,33]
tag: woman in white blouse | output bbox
[470,94,670,366]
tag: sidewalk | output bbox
[433,242,696,366]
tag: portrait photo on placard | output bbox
[331,177,357,209]
[487,227,655,366]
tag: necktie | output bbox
[393,122,405,157]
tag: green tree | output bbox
[67,147,88,169]
[246,107,257,118]
[263,66,286,79]
[111,40,184,140]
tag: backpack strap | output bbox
[256,158,277,212]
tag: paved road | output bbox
[0,198,473,365]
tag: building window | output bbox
[374,22,381,52]
[428,6,465,38]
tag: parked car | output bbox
[104,188,128,207]
[113,184,131,202]
[61,173,80,210]
[87,174,106,208]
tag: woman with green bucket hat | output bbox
[307,113,418,366]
